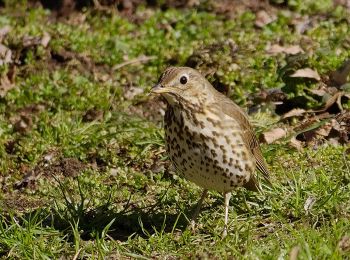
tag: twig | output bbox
[112,55,156,71]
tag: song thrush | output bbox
[151,67,270,236]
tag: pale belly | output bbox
[164,108,254,193]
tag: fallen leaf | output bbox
[267,44,304,55]
[291,15,312,34]
[315,91,344,113]
[22,35,40,47]
[309,88,327,96]
[0,25,11,42]
[281,108,306,119]
[289,137,303,151]
[330,59,350,86]
[40,32,51,48]
[255,10,276,28]
[0,74,15,97]
[314,122,333,137]
[338,235,350,252]
[260,128,287,144]
[290,68,320,81]
[0,43,12,65]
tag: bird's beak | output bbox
[150,83,167,94]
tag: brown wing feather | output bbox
[213,92,270,188]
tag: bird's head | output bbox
[151,67,214,107]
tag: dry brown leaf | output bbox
[316,91,344,112]
[0,74,15,97]
[0,44,12,65]
[289,137,303,151]
[41,32,51,48]
[338,235,350,252]
[260,128,287,144]
[282,108,306,119]
[290,68,320,81]
[330,59,350,86]
[310,88,327,96]
[0,25,11,42]
[314,124,332,137]
[267,44,304,55]
[22,33,51,48]
[255,10,276,28]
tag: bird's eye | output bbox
[180,75,188,85]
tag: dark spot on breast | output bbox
[245,164,253,172]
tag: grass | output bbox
[0,0,350,258]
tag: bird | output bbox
[151,66,270,237]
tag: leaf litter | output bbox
[258,58,350,148]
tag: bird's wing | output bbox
[215,94,270,183]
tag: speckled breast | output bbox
[164,105,255,193]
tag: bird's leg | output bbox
[190,189,208,228]
[222,192,232,238]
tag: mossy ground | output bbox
[0,1,349,259]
